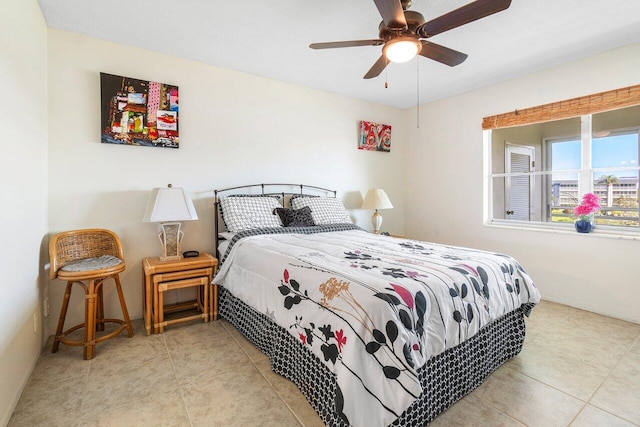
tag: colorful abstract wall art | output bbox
[100,72,179,148]
[359,121,391,152]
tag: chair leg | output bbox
[96,282,105,332]
[114,274,134,337]
[52,282,73,353]
[84,280,97,360]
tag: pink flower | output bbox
[582,193,600,207]
[284,269,289,283]
[574,204,593,216]
[573,192,600,220]
[299,333,306,345]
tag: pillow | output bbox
[289,194,318,203]
[274,206,316,227]
[219,196,283,232]
[218,231,235,241]
[291,197,352,225]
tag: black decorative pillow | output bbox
[274,206,316,227]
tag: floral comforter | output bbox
[214,225,540,426]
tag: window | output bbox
[485,104,640,232]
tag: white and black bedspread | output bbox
[214,224,540,426]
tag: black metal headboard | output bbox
[213,183,337,258]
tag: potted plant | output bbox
[573,193,600,233]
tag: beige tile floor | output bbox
[8,300,640,426]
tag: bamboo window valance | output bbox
[482,84,640,130]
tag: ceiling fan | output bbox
[309,0,512,79]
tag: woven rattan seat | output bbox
[49,229,134,359]
[61,255,123,272]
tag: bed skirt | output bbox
[219,286,530,426]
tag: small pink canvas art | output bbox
[359,121,391,152]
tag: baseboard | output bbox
[541,293,640,325]
[1,348,40,426]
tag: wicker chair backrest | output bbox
[49,229,124,279]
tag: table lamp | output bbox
[143,184,198,261]
[361,188,393,234]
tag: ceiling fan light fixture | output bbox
[383,37,421,63]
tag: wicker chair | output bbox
[49,229,134,359]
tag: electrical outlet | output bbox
[33,313,38,333]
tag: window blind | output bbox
[482,84,640,130]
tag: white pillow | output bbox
[291,197,352,225]
[218,231,235,240]
[219,196,282,232]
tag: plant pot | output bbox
[575,219,593,233]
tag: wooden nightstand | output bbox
[142,253,218,335]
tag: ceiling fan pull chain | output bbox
[385,58,389,88]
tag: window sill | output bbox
[485,220,640,241]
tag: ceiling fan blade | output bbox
[363,55,389,79]
[373,0,408,31]
[309,39,384,49]
[419,41,468,66]
[417,0,511,38]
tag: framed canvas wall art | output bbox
[359,120,391,152]
[100,72,179,148]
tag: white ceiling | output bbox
[37,0,640,109]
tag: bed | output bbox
[212,184,540,426]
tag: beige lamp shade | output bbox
[361,189,393,210]
[143,185,198,261]
[361,189,393,234]
[143,185,198,223]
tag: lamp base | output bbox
[159,222,184,261]
[372,210,383,234]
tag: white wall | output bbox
[46,29,408,331]
[406,42,640,324]
[5,9,636,423]
[0,0,48,424]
